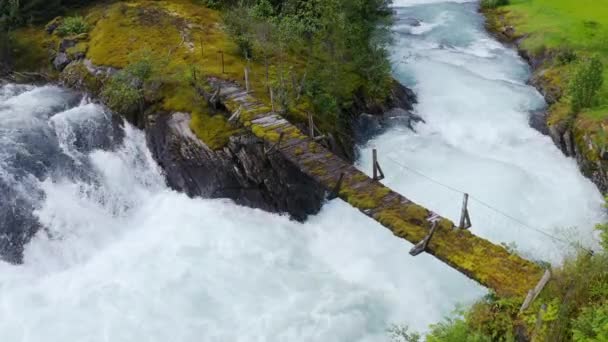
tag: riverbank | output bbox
[482,0,608,194]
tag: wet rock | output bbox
[59,38,77,52]
[403,17,422,27]
[53,53,70,71]
[344,79,418,158]
[146,112,325,221]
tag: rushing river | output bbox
[0,1,605,341]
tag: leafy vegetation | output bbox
[569,56,604,114]
[392,203,608,341]
[571,302,608,341]
[56,16,89,36]
[0,0,95,70]
[220,0,394,138]
[480,0,509,10]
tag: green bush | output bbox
[572,303,608,341]
[480,0,509,9]
[196,0,221,9]
[427,316,493,342]
[569,55,604,114]
[556,48,578,65]
[101,73,141,114]
[56,16,89,36]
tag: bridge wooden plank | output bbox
[214,79,546,298]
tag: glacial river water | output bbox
[0,1,605,341]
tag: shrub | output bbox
[569,55,604,114]
[101,73,141,114]
[557,49,578,65]
[56,16,89,36]
[480,0,509,9]
[196,0,221,9]
[235,34,254,59]
[427,316,492,342]
[572,303,608,341]
[598,223,608,251]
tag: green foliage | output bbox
[596,199,608,251]
[56,16,89,36]
[556,48,578,66]
[597,221,608,251]
[480,0,509,9]
[569,56,604,114]
[101,74,141,114]
[572,303,608,341]
[387,324,421,342]
[196,0,221,9]
[101,51,163,114]
[426,313,493,342]
[222,0,394,130]
[251,0,274,19]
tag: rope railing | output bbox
[380,153,595,255]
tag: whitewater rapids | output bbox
[0,0,605,341]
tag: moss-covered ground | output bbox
[11,0,315,149]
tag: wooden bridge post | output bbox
[308,112,315,139]
[410,221,439,256]
[519,269,552,314]
[372,149,385,181]
[459,193,472,229]
[264,132,285,155]
[327,173,345,201]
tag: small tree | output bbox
[572,303,608,341]
[569,56,604,114]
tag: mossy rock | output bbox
[66,42,89,60]
[60,61,103,94]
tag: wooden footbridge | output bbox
[211,78,547,299]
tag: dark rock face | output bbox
[146,112,326,221]
[348,80,419,156]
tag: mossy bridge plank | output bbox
[213,79,545,298]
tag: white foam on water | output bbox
[360,1,605,262]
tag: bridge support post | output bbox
[410,221,438,256]
[519,269,552,314]
[264,132,285,155]
[327,173,345,201]
[308,112,315,139]
[459,193,472,229]
[372,149,385,181]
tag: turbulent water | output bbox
[0,1,606,341]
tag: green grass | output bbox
[500,0,608,120]
[505,0,608,51]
